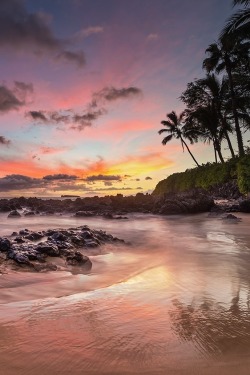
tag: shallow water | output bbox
[1,212,250,374]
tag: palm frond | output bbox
[215,61,226,74]
[166,111,178,125]
[158,128,172,135]
[162,134,173,145]
[161,120,174,127]
[220,9,250,38]
[233,0,250,7]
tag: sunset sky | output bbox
[0,0,236,197]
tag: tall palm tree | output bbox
[203,40,247,156]
[185,105,225,163]
[181,74,236,159]
[158,111,200,167]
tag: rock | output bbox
[8,210,21,218]
[14,237,26,243]
[24,211,35,216]
[154,191,214,215]
[19,229,29,235]
[75,211,94,217]
[0,238,11,252]
[222,213,241,222]
[70,235,84,246]
[80,230,93,240]
[10,252,30,265]
[84,240,99,248]
[51,232,67,242]
[25,231,44,241]
[36,242,60,257]
[1,224,125,273]
[239,199,250,213]
[66,251,90,266]
[103,213,113,219]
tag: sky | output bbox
[0,0,238,197]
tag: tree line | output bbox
[159,0,250,166]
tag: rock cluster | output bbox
[0,190,249,217]
[153,190,214,215]
[0,225,124,272]
[0,192,214,217]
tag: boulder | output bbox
[0,238,11,252]
[8,210,21,218]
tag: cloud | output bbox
[0,81,33,113]
[73,26,104,39]
[27,85,142,130]
[93,86,142,102]
[0,86,21,113]
[0,136,11,146]
[27,108,106,130]
[0,174,42,191]
[43,174,77,181]
[0,0,85,67]
[145,176,152,180]
[71,109,106,130]
[39,146,67,155]
[104,181,113,186]
[85,174,122,182]
[147,33,159,41]
[28,111,48,122]
[56,50,85,67]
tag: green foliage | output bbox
[153,158,244,195]
[237,155,250,193]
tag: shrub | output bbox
[237,155,250,194]
[153,158,241,195]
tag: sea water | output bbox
[0,212,250,375]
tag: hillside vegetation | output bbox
[153,155,250,196]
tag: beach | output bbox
[1,212,250,374]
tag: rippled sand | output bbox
[1,213,250,374]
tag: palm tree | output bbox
[203,40,247,156]
[181,74,236,159]
[158,111,200,167]
[185,105,225,163]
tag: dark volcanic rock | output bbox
[239,199,250,213]
[75,211,94,217]
[0,225,125,272]
[36,242,60,257]
[221,213,241,222]
[24,211,36,216]
[66,251,90,266]
[0,238,11,252]
[154,190,214,215]
[8,210,21,218]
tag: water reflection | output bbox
[169,292,250,357]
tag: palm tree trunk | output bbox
[225,55,245,157]
[219,113,236,159]
[217,145,225,163]
[224,129,236,158]
[214,137,224,163]
[180,136,200,167]
[214,146,218,163]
